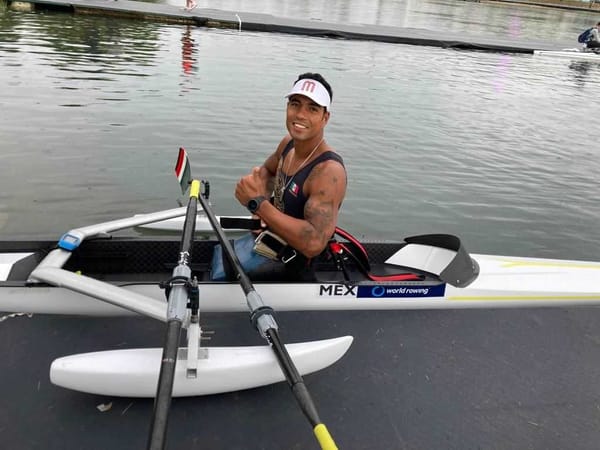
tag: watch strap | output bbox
[247,196,267,213]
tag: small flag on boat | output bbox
[175,147,192,194]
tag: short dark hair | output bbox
[295,72,333,104]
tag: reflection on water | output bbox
[1,12,161,69]
[180,25,198,94]
[181,26,196,76]
[0,5,599,262]
[568,60,598,87]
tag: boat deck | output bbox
[3,307,600,449]
[8,0,569,53]
[1,238,441,285]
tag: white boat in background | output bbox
[533,48,600,61]
[134,206,249,233]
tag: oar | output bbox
[147,174,200,450]
[196,182,338,450]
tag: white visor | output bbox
[285,78,331,109]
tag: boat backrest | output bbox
[384,234,479,287]
[384,244,456,276]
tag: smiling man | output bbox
[234,72,346,279]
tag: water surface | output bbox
[0,3,599,262]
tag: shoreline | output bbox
[485,0,600,12]
[5,0,569,53]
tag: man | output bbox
[581,22,600,51]
[234,73,346,274]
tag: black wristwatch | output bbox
[246,196,267,214]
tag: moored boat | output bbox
[134,207,249,233]
[533,48,600,61]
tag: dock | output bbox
[7,0,571,53]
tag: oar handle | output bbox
[314,424,338,450]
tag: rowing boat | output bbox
[3,207,600,316]
[3,202,600,399]
[533,48,600,61]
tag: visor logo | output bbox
[300,80,316,93]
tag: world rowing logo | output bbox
[356,284,447,298]
[371,286,385,297]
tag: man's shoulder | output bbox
[309,154,347,181]
[319,150,345,166]
[275,135,294,155]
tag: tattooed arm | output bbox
[249,159,346,258]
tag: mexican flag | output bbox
[175,147,191,194]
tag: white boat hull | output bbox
[533,49,600,61]
[50,336,353,397]
[136,213,249,233]
[2,207,600,315]
[3,253,600,315]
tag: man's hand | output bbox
[235,167,267,207]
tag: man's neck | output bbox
[294,135,325,158]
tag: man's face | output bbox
[286,94,329,142]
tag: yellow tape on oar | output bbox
[314,424,337,450]
[189,180,200,199]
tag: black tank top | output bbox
[274,140,345,219]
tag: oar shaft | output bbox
[196,190,254,295]
[147,320,182,450]
[267,328,321,426]
[147,180,200,450]
[178,195,198,255]
[196,193,276,338]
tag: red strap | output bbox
[335,227,368,255]
[336,242,423,282]
[329,241,344,254]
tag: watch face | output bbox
[248,196,264,213]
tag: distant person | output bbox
[185,0,197,11]
[579,22,600,51]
